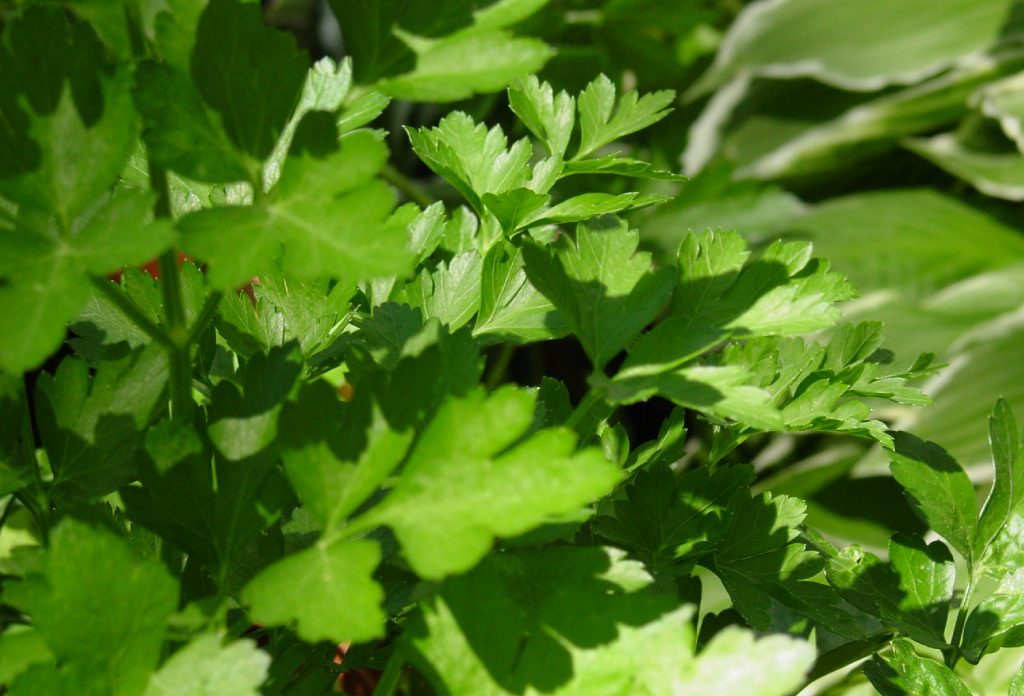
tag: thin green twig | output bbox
[373,646,406,696]
[381,163,434,208]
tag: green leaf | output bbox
[403,251,483,330]
[5,520,177,696]
[473,240,568,343]
[0,629,53,686]
[0,7,137,224]
[620,231,853,380]
[672,626,816,696]
[593,463,754,564]
[508,75,575,157]
[482,188,550,232]
[34,347,168,501]
[181,129,411,290]
[906,132,1024,201]
[977,399,1024,558]
[962,512,1024,662]
[123,437,290,586]
[524,192,670,227]
[378,29,553,103]
[714,492,877,638]
[278,380,412,531]
[889,432,978,563]
[0,190,175,372]
[575,74,675,160]
[888,535,955,647]
[361,386,621,579]
[1012,660,1024,696]
[242,537,385,644]
[691,0,1014,97]
[408,546,814,696]
[190,0,308,161]
[598,365,783,432]
[864,638,972,696]
[406,112,533,213]
[827,544,948,649]
[143,635,270,696]
[522,217,673,368]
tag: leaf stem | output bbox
[381,164,434,209]
[90,277,174,348]
[373,645,406,696]
[149,163,195,421]
[16,377,48,542]
[484,344,515,391]
[946,569,977,668]
[565,388,613,443]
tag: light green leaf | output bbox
[5,520,177,696]
[979,71,1024,152]
[362,386,621,579]
[473,240,568,343]
[144,635,270,696]
[524,192,670,227]
[793,189,1024,301]
[404,251,483,330]
[1011,660,1024,696]
[673,626,816,696]
[575,74,675,159]
[242,537,385,644]
[889,432,978,564]
[522,217,673,368]
[508,75,575,156]
[906,133,1024,201]
[691,0,1014,97]
[0,628,53,686]
[977,399,1024,558]
[482,188,550,232]
[864,638,972,696]
[378,29,553,102]
[963,512,1024,662]
[406,112,533,213]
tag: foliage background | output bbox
[2,0,1024,694]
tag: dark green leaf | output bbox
[191,0,308,160]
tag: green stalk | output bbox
[148,163,194,421]
[484,344,515,391]
[381,164,434,209]
[564,388,614,443]
[186,291,224,346]
[16,377,48,542]
[946,569,977,668]
[373,646,406,696]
